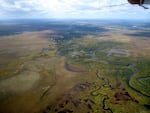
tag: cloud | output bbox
[0,0,39,17]
[0,0,149,19]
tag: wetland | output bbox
[0,20,149,113]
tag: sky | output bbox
[0,0,150,20]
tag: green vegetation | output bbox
[0,23,150,113]
[53,36,150,112]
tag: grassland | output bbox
[0,21,149,113]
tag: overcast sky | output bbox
[0,0,150,20]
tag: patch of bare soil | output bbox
[41,82,94,113]
[112,88,139,104]
[111,79,121,90]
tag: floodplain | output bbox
[0,20,149,113]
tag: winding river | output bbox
[90,70,113,113]
[127,72,150,97]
